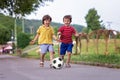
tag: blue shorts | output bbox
[40,44,54,54]
[60,43,73,55]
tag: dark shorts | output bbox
[60,42,73,55]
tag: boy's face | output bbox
[44,19,51,27]
[63,18,71,26]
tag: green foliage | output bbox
[24,19,42,33]
[0,0,47,16]
[0,13,84,36]
[0,13,14,29]
[17,32,31,49]
[53,27,58,35]
[82,27,88,33]
[85,8,102,32]
[17,19,84,34]
[116,34,120,39]
[0,24,11,44]
[71,54,120,65]
[72,24,84,32]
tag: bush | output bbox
[17,32,31,49]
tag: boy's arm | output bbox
[30,34,39,45]
[74,33,79,37]
[57,32,61,35]
[53,35,60,42]
[57,32,61,40]
[73,29,79,37]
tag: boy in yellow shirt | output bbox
[30,15,58,67]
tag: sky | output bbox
[25,0,120,31]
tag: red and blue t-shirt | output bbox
[58,25,76,43]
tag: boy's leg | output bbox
[39,44,48,67]
[65,43,73,68]
[40,53,45,67]
[66,52,71,64]
[48,44,55,68]
[49,51,54,68]
[60,55,64,59]
[48,44,55,62]
[60,43,67,59]
[49,52,54,63]
[65,52,71,68]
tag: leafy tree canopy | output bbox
[0,0,53,17]
[85,8,102,32]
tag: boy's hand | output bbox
[57,32,61,35]
[29,40,35,45]
[75,33,79,37]
[56,39,61,42]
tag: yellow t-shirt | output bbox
[37,25,54,44]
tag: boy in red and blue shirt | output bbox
[58,15,78,68]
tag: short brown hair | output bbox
[42,15,52,24]
[63,15,72,22]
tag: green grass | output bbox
[71,54,120,64]
[17,39,120,68]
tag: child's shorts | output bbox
[40,44,54,54]
[60,42,73,55]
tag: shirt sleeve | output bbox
[58,26,63,32]
[51,27,54,35]
[72,27,76,35]
[36,26,41,34]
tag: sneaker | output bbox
[65,64,71,68]
[40,62,44,67]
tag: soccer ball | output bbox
[51,57,64,69]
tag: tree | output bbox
[0,0,53,47]
[0,13,14,29]
[0,24,11,44]
[0,0,53,17]
[85,8,102,33]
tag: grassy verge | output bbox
[15,39,120,68]
[71,53,120,68]
[17,45,120,69]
